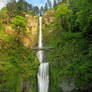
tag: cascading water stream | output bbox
[37,17,49,92]
[36,17,44,63]
[39,17,43,48]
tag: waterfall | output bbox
[39,17,43,48]
[37,17,49,92]
[37,17,44,63]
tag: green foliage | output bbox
[34,6,39,15]
[0,8,8,32]
[0,62,20,92]
[0,32,13,41]
[6,0,39,16]
[12,15,26,34]
[44,1,92,92]
[55,3,72,32]
[12,15,27,42]
[0,2,39,91]
[0,0,92,92]
[55,3,72,19]
[7,0,17,18]
[0,38,39,92]
[28,10,34,15]
[0,8,8,30]
[0,8,8,23]
[0,21,5,31]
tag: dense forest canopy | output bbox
[0,0,92,92]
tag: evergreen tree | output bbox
[7,0,17,17]
[33,6,39,15]
[57,0,62,4]
[49,1,52,9]
[16,0,24,15]
[44,3,48,12]
[47,0,52,9]
[40,6,44,16]
[23,1,29,12]
[28,4,33,10]
[53,0,57,7]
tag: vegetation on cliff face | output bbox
[0,0,92,92]
[0,0,39,92]
[12,15,27,43]
[0,15,39,92]
[43,1,92,92]
[0,39,39,92]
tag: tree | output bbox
[16,0,24,15]
[49,1,52,9]
[57,0,62,4]
[23,1,29,12]
[43,1,92,91]
[12,15,26,42]
[40,6,44,16]
[33,6,39,15]
[0,62,20,92]
[55,3,72,32]
[44,3,48,12]
[47,0,52,9]
[6,0,17,19]
[0,8,8,24]
[62,0,67,3]
[28,10,34,15]
[28,4,33,10]
[53,0,57,7]
[7,0,33,15]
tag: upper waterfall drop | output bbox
[36,17,44,63]
[38,17,43,48]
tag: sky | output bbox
[0,0,53,9]
[25,0,53,7]
[0,0,7,9]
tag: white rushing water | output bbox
[37,17,49,92]
[38,63,49,92]
[37,17,44,63]
[39,17,43,48]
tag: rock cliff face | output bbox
[43,9,55,26]
[0,10,55,48]
[42,9,55,33]
[23,10,55,47]
[23,14,39,47]
[0,14,39,48]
